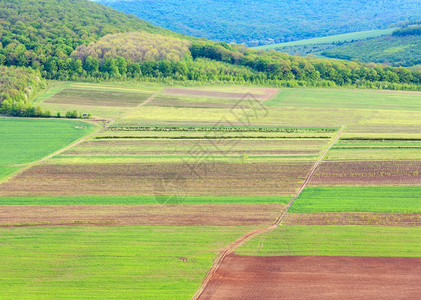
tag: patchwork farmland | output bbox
[1,83,420,298]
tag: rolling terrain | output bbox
[97,0,421,46]
[1,0,421,299]
[1,82,421,298]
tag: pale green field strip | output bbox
[0,196,290,205]
[236,225,421,257]
[265,88,421,111]
[326,148,421,160]
[0,226,255,299]
[290,187,421,213]
[49,155,318,164]
[239,107,421,128]
[254,28,397,50]
[0,118,96,165]
[335,138,421,147]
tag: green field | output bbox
[265,88,421,111]
[290,187,421,213]
[0,166,19,181]
[0,195,290,206]
[236,225,421,257]
[0,118,96,165]
[0,226,254,299]
[254,28,397,50]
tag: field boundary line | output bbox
[274,124,346,224]
[193,124,346,300]
[138,93,159,107]
[262,88,279,103]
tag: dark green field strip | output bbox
[108,125,338,132]
[0,196,290,206]
[236,225,421,257]
[95,136,332,140]
[290,187,421,213]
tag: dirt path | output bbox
[261,88,278,103]
[193,125,346,300]
[138,93,159,106]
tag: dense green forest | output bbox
[263,24,421,68]
[0,0,420,92]
[322,25,421,67]
[0,66,49,117]
[97,0,421,46]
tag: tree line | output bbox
[0,0,420,90]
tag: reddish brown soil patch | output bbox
[163,88,274,100]
[0,204,284,227]
[283,212,421,226]
[311,160,421,186]
[0,162,312,197]
[199,255,421,299]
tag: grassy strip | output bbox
[290,187,421,213]
[95,135,331,139]
[108,125,337,132]
[0,226,255,299]
[0,195,290,205]
[236,225,421,257]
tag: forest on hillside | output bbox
[321,25,421,67]
[0,66,49,117]
[97,0,421,46]
[0,0,420,92]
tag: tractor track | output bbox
[193,125,346,300]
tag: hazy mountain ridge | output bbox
[96,0,421,46]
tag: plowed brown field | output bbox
[311,160,421,186]
[0,162,312,197]
[0,204,284,227]
[199,255,421,299]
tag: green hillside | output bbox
[97,0,421,46]
[0,0,420,92]
[322,26,421,67]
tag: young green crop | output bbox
[290,187,421,213]
[0,226,254,299]
[0,118,95,165]
[236,225,421,257]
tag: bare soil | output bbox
[199,255,421,299]
[0,204,284,227]
[0,162,312,197]
[283,212,421,226]
[311,160,421,186]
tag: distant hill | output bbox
[96,0,421,46]
[322,25,421,67]
[1,0,420,91]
